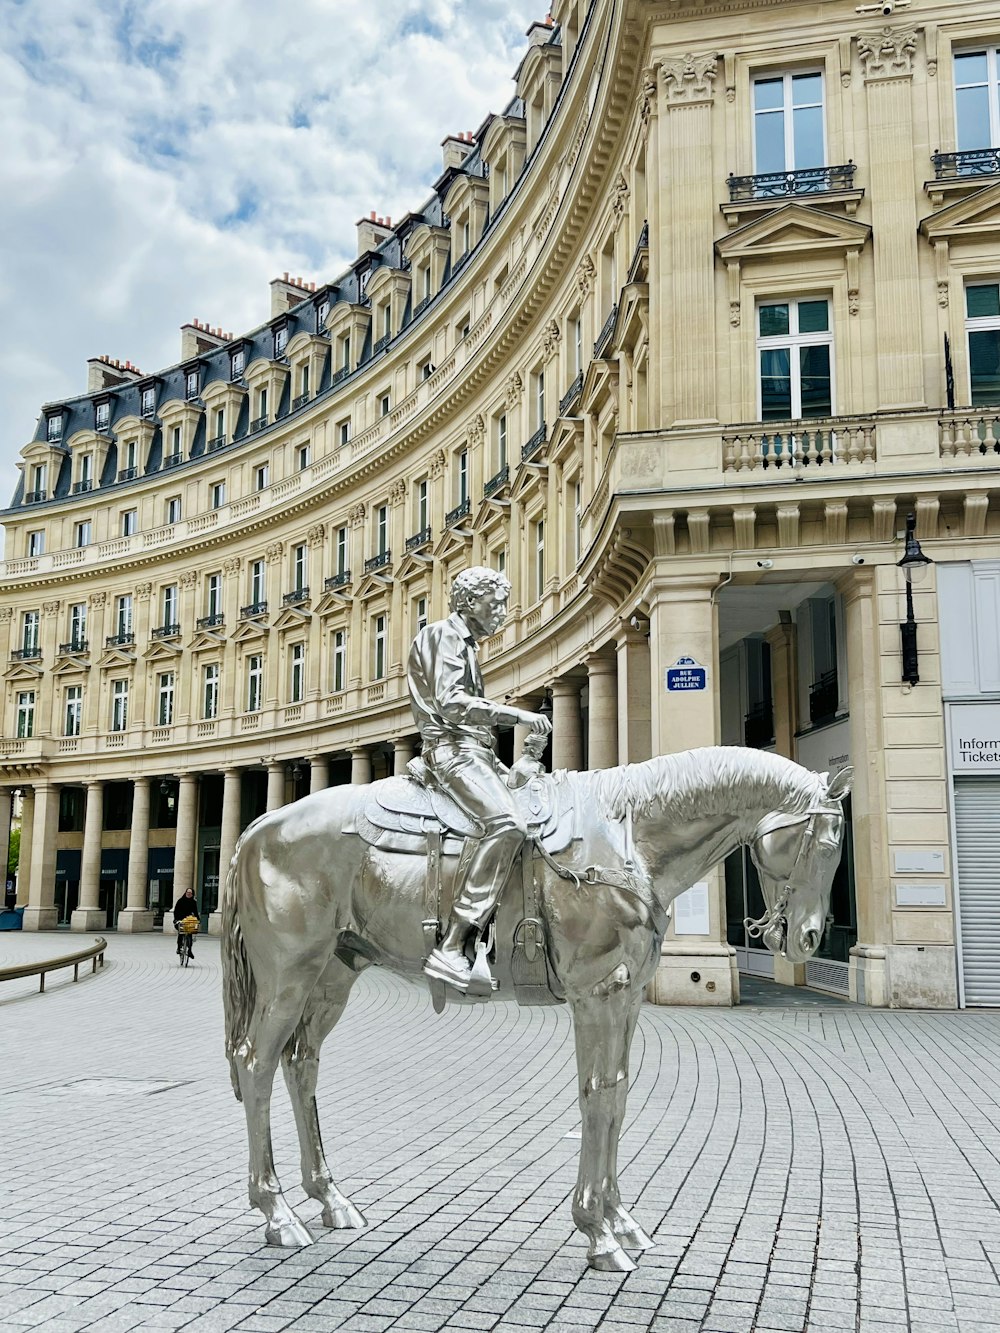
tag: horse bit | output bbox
[743,807,822,942]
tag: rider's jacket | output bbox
[407,612,512,749]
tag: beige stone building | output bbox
[3,0,1000,1008]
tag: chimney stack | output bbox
[356,213,394,258]
[180,320,232,361]
[270,273,318,316]
[86,354,143,393]
[441,132,475,172]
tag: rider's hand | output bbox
[515,709,552,737]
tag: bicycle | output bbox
[175,921,198,967]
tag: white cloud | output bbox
[0,0,542,498]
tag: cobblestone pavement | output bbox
[1,933,999,1333]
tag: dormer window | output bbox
[185,366,200,399]
[316,297,330,331]
[359,266,371,300]
[95,400,110,433]
[231,347,246,380]
[273,324,288,358]
[140,386,156,418]
[46,413,63,443]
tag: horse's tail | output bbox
[221,830,255,1102]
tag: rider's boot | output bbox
[424,920,474,991]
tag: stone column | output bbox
[71,780,105,931]
[585,656,618,770]
[309,754,329,793]
[0,789,12,902]
[392,737,414,774]
[22,782,59,931]
[550,679,583,772]
[168,773,199,931]
[646,572,737,1006]
[16,787,34,908]
[766,617,798,761]
[266,761,286,811]
[209,768,242,936]
[118,777,154,933]
[616,625,652,764]
[351,746,372,785]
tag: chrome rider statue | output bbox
[408,567,552,993]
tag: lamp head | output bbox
[897,512,932,585]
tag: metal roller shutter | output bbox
[956,777,1000,1007]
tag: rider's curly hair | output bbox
[449,566,512,614]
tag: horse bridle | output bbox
[743,807,825,942]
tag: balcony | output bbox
[483,465,510,499]
[58,639,88,655]
[406,527,432,552]
[291,392,310,411]
[325,571,351,591]
[71,480,93,494]
[931,147,1000,182]
[117,466,138,483]
[413,294,431,318]
[240,600,268,619]
[195,614,225,631]
[364,550,391,574]
[744,702,775,750]
[105,633,135,649]
[726,163,857,203]
[205,434,226,452]
[373,333,391,355]
[808,670,839,727]
[722,415,877,473]
[11,647,41,662]
[559,373,583,417]
[446,498,471,527]
[248,415,268,434]
[23,490,47,504]
[521,424,547,463]
[162,452,182,469]
[151,623,181,640]
[594,305,618,358]
[940,408,1000,461]
[283,586,310,606]
[331,365,350,387]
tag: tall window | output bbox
[22,610,39,654]
[255,462,270,491]
[377,504,388,555]
[111,679,129,732]
[416,596,428,632]
[340,334,351,370]
[16,691,35,739]
[79,453,92,487]
[27,530,44,557]
[115,595,132,638]
[170,427,181,457]
[231,347,245,379]
[535,369,545,428]
[186,367,199,399]
[246,654,263,712]
[534,520,545,600]
[373,615,387,680]
[574,481,583,562]
[296,443,311,471]
[457,449,468,505]
[206,573,222,619]
[31,462,47,496]
[416,478,429,532]
[46,414,63,443]
[64,685,83,737]
[757,299,832,420]
[215,407,225,440]
[290,643,305,702]
[96,400,110,432]
[121,509,138,537]
[300,363,310,398]
[336,526,348,576]
[75,520,92,548]
[955,49,1000,152]
[162,584,178,627]
[292,543,308,591]
[69,603,87,648]
[157,672,175,726]
[338,418,351,445]
[123,439,137,471]
[274,325,288,357]
[165,495,181,524]
[753,72,824,174]
[332,630,347,692]
[140,386,155,417]
[211,481,226,509]
[497,413,508,468]
[573,316,583,375]
[966,282,1000,404]
[250,558,266,605]
[203,663,220,719]
[380,392,391,417]
[258,387,268,421]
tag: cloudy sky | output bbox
[0,0,541,500]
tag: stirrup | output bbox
[424,948,471,993]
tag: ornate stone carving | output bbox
[42,600,61,617]
[638,65,659,126]
[348,502,367,527]
[88,591,107,608]
[660,52,719,105]
[542,320,561,360]
[0,606,12,623]
[429,450,446,479]
[133,583,152,601]
[307,523,326,545]
[179,570,197,589]
[265,541,284,562]
[467,413,486,447]
[223,557,242,576]
[856,26,918,80]
[610,173,630,223]
[576,255,596,299]
[388,481,406,508]
[505,371,523,409]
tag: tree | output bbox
[7,827,19,879]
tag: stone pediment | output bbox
[270,605,311,633]
[353,570,394,600]
[393,551,436,584]
[188,629,226,653]
[548,416,584,465]
[716,203,871,263]
[920,181,1000,244]
[98,647,136,670]
[230,617,269,644]
[472,496,508,535]
[314,588,353,617]
[50,655,90,677]
[143,638,182,662]
[432,527,473,562]
[3,660,44,683]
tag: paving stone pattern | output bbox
[1,933,999,1332]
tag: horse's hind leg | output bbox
[570,964,636,1273]
[603,990,654,1252]
[282,957,367,1231]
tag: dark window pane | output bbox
[759,303,789,337]
[760,348,791,419]
[966,283,1000,319]
[970,329,1000,404]
[957,85,991,151]
[798,299,830,333]
[799,344,832,417]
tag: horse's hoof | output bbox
[614,1224,654,1252]
[321,1202,366,1230]
[265,1218,313,1247]
[588,1245,637,1273]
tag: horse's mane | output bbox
[586,747,824,826]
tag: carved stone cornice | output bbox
[660,52,719,106]
[856,26,918,81]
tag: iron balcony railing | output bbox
[23,491,46,504]
[559,372,584,416]
[151,623,181,639]
[118,466,138,482]
[446,498,471,527]
[331,365,349,387]
[364,551,391,574]
[162,452,182,468]
[58,639,88,655]
[521,424,547,462]
[636,219,649,251]
[291,392,310,411]
[11,647,41,662]
[373,333,391,355]
[205,434,226,452]
[240,600,268,618]
[483,465,510,498]
[105,633,135,649]
[413,294,431,318]
[727,162,857,202]
[196,614,225,631]
[325,571,351,590]
[71,480,93,494]
[808,670,839,727]
[406,527,432,551]
[248,416,268,434]
[283,587,310,606]
[932,147,1000,181]
[594,304,618,358]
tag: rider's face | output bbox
[463,587,508,639]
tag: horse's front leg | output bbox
[603,990,654,1252]
[570,963,636,1272]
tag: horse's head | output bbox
[744,767,852,964]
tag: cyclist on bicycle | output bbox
[172,888,200,959]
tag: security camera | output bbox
[882,3,893,14]
[756,558,773,569]
[851,554,866,565]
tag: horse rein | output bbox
[743,807,822,941]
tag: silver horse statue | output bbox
[221,746,851,1272]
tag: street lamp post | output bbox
[897,512,932,685]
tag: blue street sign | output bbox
[666,656,707,692]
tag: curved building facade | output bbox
[3,0,1000,1008]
